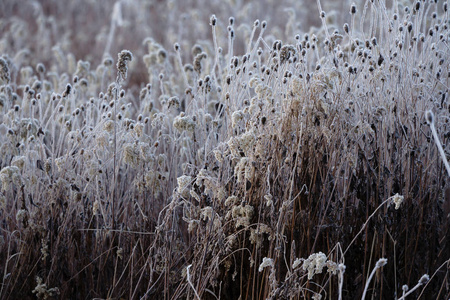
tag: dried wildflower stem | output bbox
[338,264,345,300]
[112,80,118,227]
[186,264,201,300]
[316,0,330,40]
[426,110,450,177]
[228,29,234,60]
[350,3,356,39]
[360,0,369,37]
[252,21,268,55]
[247,20,259,53]
[104,2,122,56]
[113,50,133,227]
[210,15,219,82]
[344,195,396,255]
[0,231,21,297]
[361,258,387,300]
[174,44,189,88]
[398,274,429,300]
[417,259,450,299]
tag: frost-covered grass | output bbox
[0,0,449,299]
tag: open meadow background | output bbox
[0,0,449,299]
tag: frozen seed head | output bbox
[392,193,404,209]
[350,3,357,14]
[418,274,429,284]
[193,52,207,74]
[376,258,388,268]
[103,54,114,67]
[210,14,217,26]
[414,1,420,11]
[63,84,72,97]
[312,294,322,300]
[229,28,235,39]
[303,252,328,280]
[425,110,434,125]
[173,113,195,132]
[177,175,192,197]
[16,209,28,224]
[36,63,46,73]
[371,37,377,46]
[0,57,10,84]
[168,96,180,108]
[117,50,133,81]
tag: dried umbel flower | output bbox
[279,45,297,64]
[0,57,10,84]
[32,276,60,299]
[302,252,328,280]
[41,238,49,261]
[0,166,21,191]
[231,203,254,228]
[231,110,244,128]
[376,258,388,268]
[168,96,180,108]
[258,257,274,272]
[11,156,26,170]
[177,175,192,198]
[16,209,28,225]
[391,193,404,210]
[173,113,195,132]
[116,50,133,81]
[75,60,90,78]
[116,247,123,260]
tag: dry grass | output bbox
[0,0,449,299]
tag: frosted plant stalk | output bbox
[398,274,429,300]
[361,258,387,300]
[426,110,450,177]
